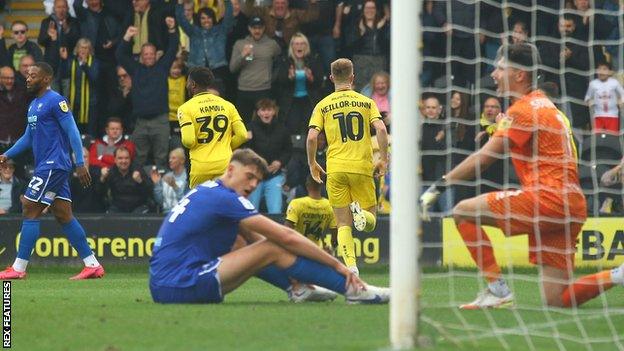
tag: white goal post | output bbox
[389,0,422,349]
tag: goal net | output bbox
[410,0,624,349]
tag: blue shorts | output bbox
[150,258,223,304]
[23,169,71,205]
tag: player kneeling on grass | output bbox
[420,43,624,309]
[283,175,339,302]
[149,149,389,304]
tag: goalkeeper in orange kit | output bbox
[420,43,624,309]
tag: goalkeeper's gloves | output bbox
[419,177,447,222]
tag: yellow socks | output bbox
[362,209,377,232]
[337,226,357,268]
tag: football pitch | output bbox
[10,265,624,351]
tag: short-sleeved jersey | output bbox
[178,92,244,175]
[493,90,585,212]
[149,180,257,288]
[27,90,74,171]
[309,90,382,175]
[585,77,624,118]
[285,196,336,240]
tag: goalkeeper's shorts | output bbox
[486,190,586,271]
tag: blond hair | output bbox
[288,32,310,60]
[330,58,353,84]
[74,38,94,56]
[169,147,186,161]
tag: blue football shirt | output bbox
[149,180,258,288]
[27,90,74,171]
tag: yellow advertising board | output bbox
[443,217,624,268]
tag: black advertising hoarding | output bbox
[0,215,442,266]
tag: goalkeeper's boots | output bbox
[345,284,390,304]
[289,284,338,303]
[70,265,105,280]
[0,267,26,280]
[350,201,367,231]
[459,288,514,310]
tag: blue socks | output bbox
[284,257,347,294]
[256,265,291,291]
[62,218,93,259]
[17,219,40,260]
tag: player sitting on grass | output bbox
[307,58,389,276]
[149,148,389,304]
[421,43,624,309]
[0,62,104,280]
[284,175,339,302]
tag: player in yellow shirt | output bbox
[285,176,337,252]
[178,67,248,188]
[306,58,389,275]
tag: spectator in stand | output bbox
[168,58,186,147]
[178,0,195,53]
[44,0,76,17]
[229,16,281,126]
[585,61,624,134]
[432,1,479,87]
[60,38,100,136]
[474,96,505,194]
[106,66,133,132]
[73,0,123,127]
[116,17,180,168]
[538,15,602,131]
[420,95,450,213]
[361,71,390,132]
[300,0,343,74]
[0,26,10,68]
[247,99,292,213]
[449,91,476,203]
[509,21,529,45]
[150,147,188,213]
[600,155,624,215]
[122,0,169,56]
[420,0,445,86]
[71,147,106,213]
[7,21,43,72]
[38,0,81,93]
[346,0,389,90]
[15,55,35,90]
[0,66,30,150]
[570,0,614,43]
[102,0,133,23]
[99,146,153,214]
[285,131,327,200]
[0,159,25,215]
[274,32,323,135]
[89,117,137,169]
[225,0,249,100]
[242,0,320,50]
[175,0,234,92]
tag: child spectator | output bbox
[246,99,291,213]
[585,61,624,134]
[168,58,187,147]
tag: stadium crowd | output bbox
[0,0,622,217]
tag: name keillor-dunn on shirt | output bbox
[320,100,371,114]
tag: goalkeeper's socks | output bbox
[284,257,347,294]
[62,218,96,260]
[457,221,501,281]
[337,226,357,268]
[362,210,377,232]
[16,219,41,264]
[256,265,291,291]
[488,278,511,298]
[561,270,614,307]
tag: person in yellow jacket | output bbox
[178,67,248,188]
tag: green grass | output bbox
[10,266,624,351]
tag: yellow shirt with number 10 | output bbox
[309,90,382,176]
